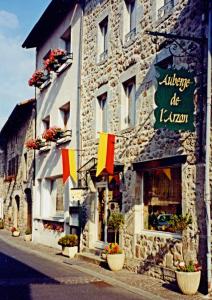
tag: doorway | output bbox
[97,184,108,243]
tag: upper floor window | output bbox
[42,115,50,132]
[61,26,71,53]
[59,102,70,130]
[123,0,136,44]
[50,177,64,215]
[156,0,176,20]
[7,155,18,177]
[121,77,136,129]
[96,93,108,134]
[98,17,108,62]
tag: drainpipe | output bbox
[205,1,212,293]
[76,2,83,186]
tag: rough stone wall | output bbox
[80,0,209,280]
[0,107,35,233]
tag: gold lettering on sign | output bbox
[170,93,181,106]
[159,73,191,92]
[160,108,189,124]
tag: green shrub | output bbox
[0,219,4,229]
[25,228,32,235]
[58,234,78,247]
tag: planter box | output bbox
[107,253,125,271]
[176,271,201,295]
[24,234,32,242]
[62,246,78,258]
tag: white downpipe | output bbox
[205,2,212,292]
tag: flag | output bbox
[61,149,77,184]
[96,133,115,177]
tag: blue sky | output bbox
[0,0,51,129]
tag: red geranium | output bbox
[44,48,66,71]
[42,126,63,141]
[25,138,43,150]
[28,69,44,86]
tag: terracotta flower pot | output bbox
[107,253,125,271]
[176,271,201,295]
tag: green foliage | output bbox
[108,212,125,232]
[0,219,4,229]
[58,234,78,247]
[25,228,32,235]
[168,213,192,232]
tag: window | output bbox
[7,155,18,176]
[59,102,70,130]
[50,177,64,215]
[61,26,71,53]
[98,17,108,62]
[156,0,175,20]
[123,0,136,43]
[122,77,136,129]
[143,166,182,232]
[42,116,50,132]
[96,93,108,133]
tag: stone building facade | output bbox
[78,0,211,290]
[0,99,35,234]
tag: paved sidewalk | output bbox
[0,230,208,300]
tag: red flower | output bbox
[25,138,43,150]
[44,48,66,71]
[42,126,63,141]
[28,69,44,86]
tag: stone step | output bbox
[81,247,103,257]
[76,252,108,268]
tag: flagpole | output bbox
[97,131,129,139]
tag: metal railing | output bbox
[125,27,136,44]
[158,0,175,20]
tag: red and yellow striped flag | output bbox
[96,133,115,177]
[61,149,77,184]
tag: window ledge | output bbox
[140,229,182,240]
[39,145,51,153]
[56,136,72,145]
[34,216,64,223]
[39,78,52,91]
[56,58,73,76]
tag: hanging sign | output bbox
[154,67,195,131]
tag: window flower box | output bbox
[25,138,46,150]
[44,48,67,72]
[28,69,45,87]
[42,127,65,142]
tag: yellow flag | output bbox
[162,168,171,180]
[68,149,77,184]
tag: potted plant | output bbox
[168,213,192,233]
[104,242,125,271]
[11,226,20,237]
[0,218,4,229]
[42,126,64,142]
[108,212,125,243]
[105,212,125,271]
[24,228,32,242]
[175,260,201,295]
[58,234,78,258]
